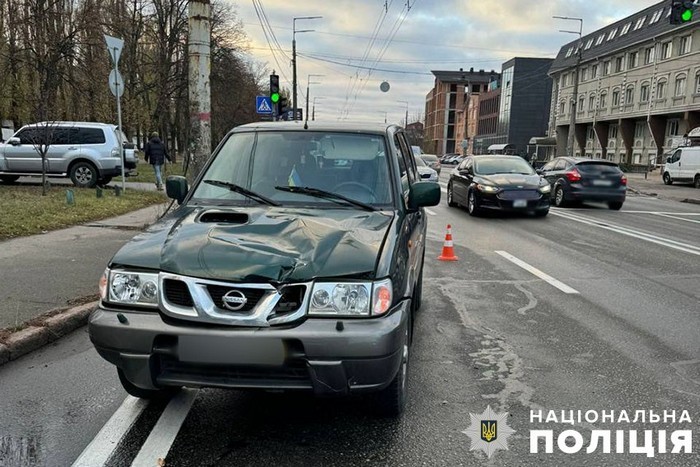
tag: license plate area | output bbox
[592,179,613,186]
[513,199,527,208]
[178,336,286,365]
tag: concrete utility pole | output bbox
[398,100,409,127]
[292,16,321,121]
[313,97,325,121]
[188,0,211,182]
[554,16,583,157]
[306,74,324,123]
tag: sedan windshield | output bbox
[192,131,393,207]
[475,157,535,176]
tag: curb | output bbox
[0,301,98,367]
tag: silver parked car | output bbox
[0,122,137,187]
[414,154,438,182]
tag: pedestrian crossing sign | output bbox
[256,96,273,115]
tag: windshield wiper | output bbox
[274,186,377,211]
[204,180,280,206]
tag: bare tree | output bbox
[23,121,61,196]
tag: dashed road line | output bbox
[495,250,580,295]
[72,396,148,467]
[425,208,437,216]
[652,213,700,224]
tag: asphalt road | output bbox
[2,174,700,466]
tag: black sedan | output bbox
[447,155,551,217]
[538,157,626,210]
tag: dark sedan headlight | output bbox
[538,183,551,194]
[100,269,159,308]
[476,183,500,193]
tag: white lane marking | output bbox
[652,213,700,224]
[551,211,700,256]
[495,250,580,295]
[130,389,198,467]
[72,396,148,467]
[425,208,437,216]
[550,208,700,215]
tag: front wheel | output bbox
[608,201,624,211]
[447,184,457,207]
[694,175,700,189]
[373,314,409,417]
[467,190,481,217]
[554,186,567,207]
[663,172,672,185]
[0,175,20,184]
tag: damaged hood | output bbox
[110,206,394,283]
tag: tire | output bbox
[69,161,98,188]
[534,209,549,217]
[663,172,672,185]
[554,186,567,207]
[467,190,481,217]
[98,176,113,186]
[608,201,624,211]
[0,175,20,184]
[117,368,178,400]
[694,175,700,189]
[373,312,409,418]
[447,183,457,207]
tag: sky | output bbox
[231,0,662,124]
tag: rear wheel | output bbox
[694,175,700,189]
[467,190,481,217]
[554,186,567,207]
[0,175,20,184]
[608,201,624,211]
[663,172,672,185]
[69,161,98,188]
[118,368,179,400]
[447,183,457,207]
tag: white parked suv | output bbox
[662,146,700,188]
[0,122,137,187]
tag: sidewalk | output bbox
[0,203,170,331]
[625,171,700,204]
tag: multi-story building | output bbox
[548,1,700,166]
[473,57,554,156]
[424,68,498,155]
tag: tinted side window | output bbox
[17,128,38,144]
[541,161,556,171]
[554,159,568,170]
[51,128,73,145]
[671,150,681,163]
[76,128,106,145]
[397,133,416,183]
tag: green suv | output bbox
[89,122,440,416]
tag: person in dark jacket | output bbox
[144,132,171,190]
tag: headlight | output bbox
[539,183,551,193]
[476,183,499,193]
[309,279,393,317]
[103,269,159,308]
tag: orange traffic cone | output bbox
[438,224,459,261]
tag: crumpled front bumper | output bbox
[88,300,409,396]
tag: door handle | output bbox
[68,147,78,150]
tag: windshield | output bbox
[475,157,535,176]
[192,131,393,207]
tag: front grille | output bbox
[272,285,306,317]
[498,190,540,200]
[164,279,194,307]
[207,285,266,312]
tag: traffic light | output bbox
[279,95,289,119]
[671,0,695,24]
[270,74,280,106]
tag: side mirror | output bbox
[166,175,188,204]
[666,157,671,164]
[536,168,543,174]
[7,137,20,146]
[408,181,440,210]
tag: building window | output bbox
[587,126,595,140]
[607,28,618,41]
[579,95,585,112]
[625,86,634,105]
[620,23,632,36]
[561,73,567,87]
[633,16,647,31]
[581,68,588,81]
[595,34,605,46]
[589,94,595,110]
[560,101,566,115]
[634,122,645,139]
[680,35,692,55]
[657,80,667,99]
[603,61,611,75]
[615,56,624,72]
[675,75,686,96]
[644,46,655,64]
[612,89,620,106]
[566,47,574,58]
[640,83,650,102]
[600,92,608,108]
[661,41,672,59]
[609,124,618,139]
[591,64,598,78]
[650,8,664,24]
[584,39,594,50]
[628,51,638,69]
[667,119,679,136]
[695,72,700,94]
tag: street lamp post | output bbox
[306,74,324,123]
[553,15,583,157]
[397,100,409,127]
[312,96,325,121]
[293,16,322,121]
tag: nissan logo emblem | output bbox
[222,290,247,311]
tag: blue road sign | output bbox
[256,96,273,115]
